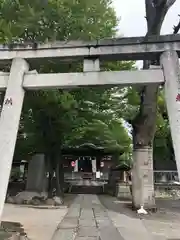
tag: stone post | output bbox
[92,159,97,173]
[83,59,100,72]
[26,154,47,192]
[160,50,180,180]
[74,160,78,172]
[132,147,155,209]
[0,58,29,222]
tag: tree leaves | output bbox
[0,0,135,163]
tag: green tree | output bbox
[153,90,174,167]
[0,0,136,201]
[0,0,120,198]
[130,0,177,209]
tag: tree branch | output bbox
[146,0,176,34]
[153,0,176,8]
[132,0,176,146]
[173,15,180,34]
[153,0,166,7]
[166,0,176,8]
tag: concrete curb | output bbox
[18,205,68,210]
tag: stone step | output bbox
[70,186,104,194]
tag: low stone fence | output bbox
[155,183,180,199]
[106,182,180,200]
[154,170,178,183]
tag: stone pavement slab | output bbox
[142,219,180,239]
[78,226,98,237]
[58,217,78,229]
[107,208,156,240]
[79,218,96,227]
[52,194,124,240]
[99,226,124,240]
[52,229,77,240]
[75,238,99,240]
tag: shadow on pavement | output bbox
[156,198,180,213]
[62,194,77,207]
[98,194,138,218]
[99,194,180,221]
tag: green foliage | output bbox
[0,0,135,165]
[70,118,131,151]
[153,90,174,162]
[0,0,118,43]
[123,86,173,163]
[0,0,173,168]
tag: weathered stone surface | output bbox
[78,227,98,237]
[26,154,47,192]
[96,218,111,228]
[0,58,29,221]
[79,218,96,227]
[75,238,99,240]
[1,34,180,63]
[52,229,77,240]
[99,226,124,240]
[51,194,124,240]
[0,232,12,240]
[66,208,80,218]
[132,147,155,209]
[45,198,55,206]
[115,183,131,200]
[29,198,41,206]
[161,50,180,189]
[13,197,24,205]
[58,217,78,229]
[6,196,15,204]
[13,191,47,205]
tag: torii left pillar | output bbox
[0,58,29,222]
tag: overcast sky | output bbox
[113,0,180,37]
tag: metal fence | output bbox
[154,170,179,183]
[64,171,179,184]
[64,172,109,181]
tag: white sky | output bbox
[113,0,180,37]
[112,1,180,132]
[112,0,180,68]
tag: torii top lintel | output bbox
[0,34,180,62]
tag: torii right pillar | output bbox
[160,50,180,179]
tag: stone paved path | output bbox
[52,194,124,240]
[53,195,180,240]
[3,195,180,239]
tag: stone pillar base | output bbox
[115,183,132,200]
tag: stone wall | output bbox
[155,184,180,199]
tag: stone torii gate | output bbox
[0,34,180,220]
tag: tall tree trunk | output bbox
[131,0,176,209]
[55,153,64,199]
[59,159,65,196]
